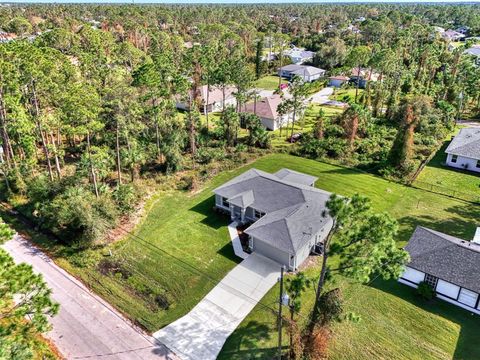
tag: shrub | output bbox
[113,184,137,214]
[416,281,435,300]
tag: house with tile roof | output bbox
[445,127,480,173]
[400,226,480,314]
[213,168,333,270]
[242,94,294,130]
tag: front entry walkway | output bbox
[153,253,281,360]
[228,221,249,259]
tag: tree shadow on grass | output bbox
[370,278,480,360]
[218,320,276,360]
[190,195,230,230]
[397,201,479,243]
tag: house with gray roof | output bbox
[279,64,326,83]
[400,226,480,314]
[445,127,480,173]
[213,168,333,270]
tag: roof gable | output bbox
[405,226,480,293]
[445,127,480,159]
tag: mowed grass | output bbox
[415,138,480,200]
[219,154,480,359]
[43,153,479,359]
[255,75,287,91]
[329,87,363,102]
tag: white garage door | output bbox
[253,238,289,267]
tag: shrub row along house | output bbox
[213,168,333,270]
[401,226,480,314]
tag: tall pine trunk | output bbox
[116,119,122,185]
[31,81,54,182]
[86,132,99,198]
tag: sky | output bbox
[1,0,480,3]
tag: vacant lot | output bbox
[11,153,479,359]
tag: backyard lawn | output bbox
[11,153,479,359]
[414,138,480,202]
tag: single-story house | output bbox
[0,32,17,43]
[328,75,350,88]
[176,85,237,114]
[279,64,326,83]
[213,168,333,270]
[441,29,466,41]
[464,45,480,65]
[400,226,480,314]
[350,67,380,88]
[242,94,294,131]
[283,47,315,65]
[445,127,480,173]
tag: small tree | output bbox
[0,218,59,359]
[220,106,240,147]
[285,272,311,359]
[309,194,409,333]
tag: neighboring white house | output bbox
[464,45,480,66]
[242,94,294,131]
[400,226,480,315]
[213,168,333,270]
[176,85,237,114]
[445,127,480,173]
[278,64,326,83]
[283,47,315,64]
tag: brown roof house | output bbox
[176,85,237,114]
[242,94,294,131]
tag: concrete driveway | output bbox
[153,253,281,360]
[308,87,334,104]
[3,235,175,360]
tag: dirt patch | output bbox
[97,258,132,280]
[297,254,322,272]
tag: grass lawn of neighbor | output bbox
[415,138,480,202]
[9,153,479,359]
[329,87,363,102]
[255,75,287,91]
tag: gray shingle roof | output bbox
[274,168,318,186]
[213,168,332,254]
[280,64,325,77]
[445,127,480,160]
[228,190,254,208]
[405,226,480,293]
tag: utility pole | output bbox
[278,265,285,360]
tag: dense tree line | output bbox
[0,3,478,245]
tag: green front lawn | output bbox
[414,138,480,202]
[329,87,363,102]
[10,153,479,359]
[255,75,287,91]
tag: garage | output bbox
[252,236,291,268]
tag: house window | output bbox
[451,155,458,163]
[254,210,265,219]
[424,274,438,289]
[222,197,229,208]
[476,160,480,169]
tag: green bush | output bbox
[113,184,138,214]
[416,281,435,300]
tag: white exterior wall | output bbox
[445,153,480,173]
[294,219,333,269]
[399,268,480,315]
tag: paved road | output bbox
[308,86,334,104]
[3,235,176,360]
[153,253,281,360]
